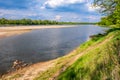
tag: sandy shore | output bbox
[0,30,31,38]
[0,25,74,38]
[1,33,112,80]
[0,25,74,30]
[0,25,77,79]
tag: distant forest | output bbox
[0,18,96,26]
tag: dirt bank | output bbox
[1,34,113,80]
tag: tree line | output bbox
[0,18,95,26]
[0,18,59,25]
[0,18,95,25]
[94,0,120,27]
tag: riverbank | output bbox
[0,25,74,39]
[1,28,120,80]
[58,28,120,80]
[0,30,31,39]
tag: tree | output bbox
[0,18,8,24]
[94,0,117,15]
[94,0,120,26]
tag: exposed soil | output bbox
[1,35,113,80]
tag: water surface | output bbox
[0,25,107,75]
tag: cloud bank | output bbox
[41,0,87,8]
[0,0,101,22]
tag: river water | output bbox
[0,25,107,75]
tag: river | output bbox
[0,25,107,75]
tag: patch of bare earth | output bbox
[0,30,30,38]
[1,36,112,80]
[49,36,113,80]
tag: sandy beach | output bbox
[0,25,74,38]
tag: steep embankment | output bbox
[58,28,120,80]
[1,28,120,80]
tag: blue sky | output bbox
[0,0,101,22]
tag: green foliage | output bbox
[9,74,22,79]
[94,0,118,15]
[98,17,114,25]
[0,18,96,26]
[95,0,120,27]
[58,30,120,80]
[0,18,60,25]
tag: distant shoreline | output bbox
[0,25,75,39]
[0,25,75,30]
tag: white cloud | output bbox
[85,15,101,22]
[87,16,98,20]
[0,8,42,19]
[0,12,4,16]
[55,15,62,21]
[41,0,100,13]
[40,6,46,9]
[0,0,101,22]
[86,3,100,12]
[41,0,87,9]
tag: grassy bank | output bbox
[58,28,120,80]
[1,28,120,80]
[34,28,120,80]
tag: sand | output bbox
[0,25,74,38]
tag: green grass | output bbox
[58,29,120,80]
[34,31,108,80]
[34,28,120,80]
[5,28,120,80]
[9,74,22,79]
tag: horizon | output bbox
[0,0,101,22]
[0,18,98,23]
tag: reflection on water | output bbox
[0,25,107,74]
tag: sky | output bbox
[0,0,101,22]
